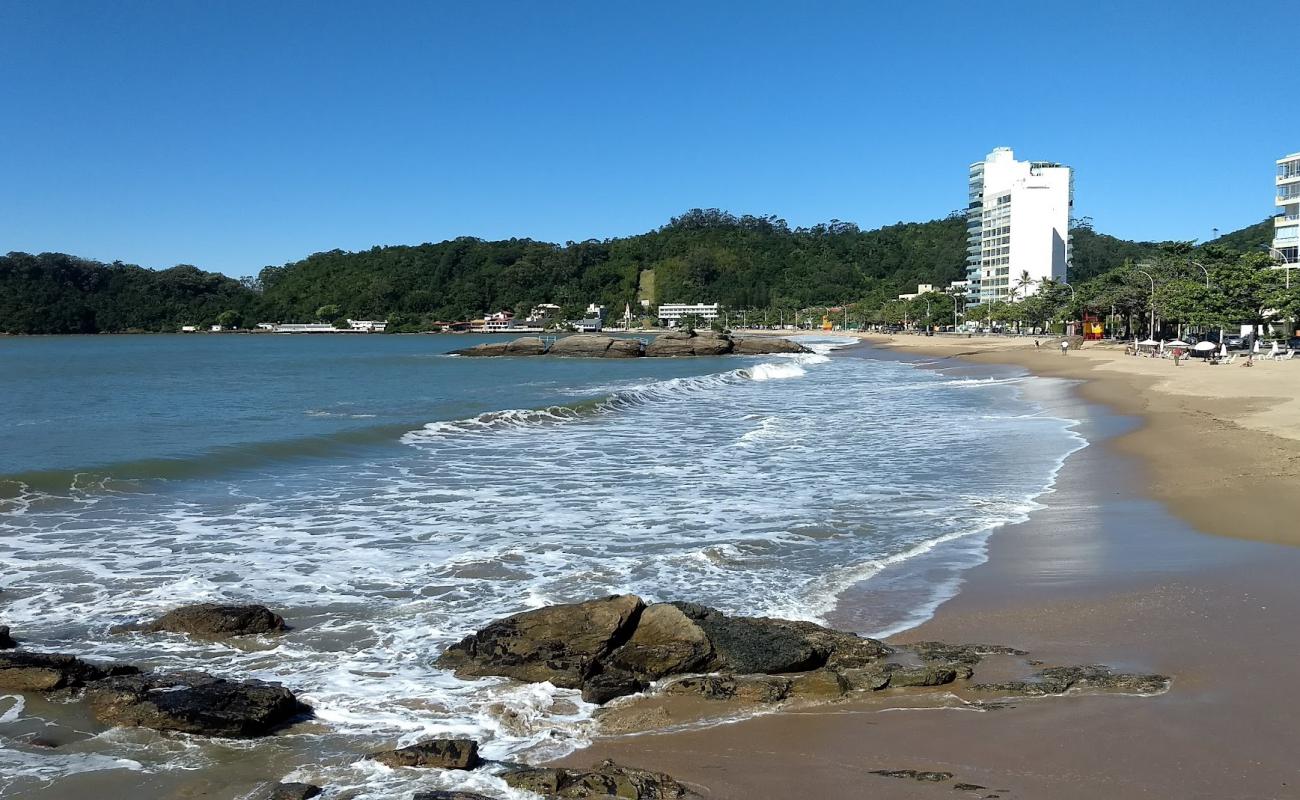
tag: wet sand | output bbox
[559,338,1300,799]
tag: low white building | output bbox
[274,323,337,333]
[573,317,603,332]
[180,325,198,332]
[346,319,387,332]
[657,303,720,325]
[483,311,516,332]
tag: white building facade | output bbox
[657,303,720,324]
[965,147,1072,305]
[1275,152,1300,264]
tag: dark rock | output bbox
[548,335,618,357]
[83,671,310,737]
[0,626,14,649]
[662,674,792,703]
[0,652,137,692]
[972,664,1170,696]
[581,667,647,704]
[368,738,481,769]
[144,603,286,637]
[645,331,734,357]
[436,595,645,688]
[269,782,322,800]
[731,337,811,355]
[503,759,690,799]
[953,783,988,792]
[902,642,1028,666]
[670,602,889,674]
[453,342,510,357]
[604,603,712,681]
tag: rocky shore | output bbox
[452,330,810,358]
[1,595,1171,800]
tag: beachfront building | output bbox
[346,319,387,332]
[657,302,720,326]
[1275,152,1300,264]
[482,311,516,332]
[965,147,1072,306]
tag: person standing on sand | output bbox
[1173,347,1182,366]
[1060,340,1069,355]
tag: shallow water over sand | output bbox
[0,335,1083,798]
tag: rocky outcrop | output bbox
[438,597,891,704]
[669,602,890,674]
[143,603,287,637]
[0,652,137,691]
[83,671,310,737]
[503,759,692,799]
[0,626,14,649]
[436,595,645,689]
[902,641,1028,666]
[604,603,713,680]
[644,331,733,357]
[455,342,511,357]
[368,738,481,769]
[453,331,810,358]
[731,337,809,355]
[547,335,638,358]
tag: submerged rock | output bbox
[436,594,645,689]
[0,626,15,649]
[901,642,1028,666]
[84,671,309,737]
[972,664,1170,696]
[368,738,481,769]
[870,769,954,782]
[886,664,963,688]
[268,783,322,800]
[581,667,647,705]
[0,652,137,691]
[143,603,287,637]
[503,759,691,799]
[661,674,792,704]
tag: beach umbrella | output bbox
[1167,339,1191,348]
[1137,338,1160,347]
[1193,341,1217,351]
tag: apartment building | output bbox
[1275,152,1300,263]
[965,147,1072,305]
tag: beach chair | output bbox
[1224,354,1237,364]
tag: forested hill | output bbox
[0,210,1269,334]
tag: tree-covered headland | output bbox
[0,209,1289,337]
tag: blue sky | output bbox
[2,1,1294,277]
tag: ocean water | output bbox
[0,333,1085,798]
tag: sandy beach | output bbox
[556,334,1300,799]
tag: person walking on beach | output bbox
[1059,340,1069,356]
[1173,347,1182,366]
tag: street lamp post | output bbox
[1264,246,1298,290]
[1136,269,1156,338]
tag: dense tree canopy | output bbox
[0,211,1277,335]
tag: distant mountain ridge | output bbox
[0,212,1272,334]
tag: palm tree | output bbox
[1011,270,1036,333]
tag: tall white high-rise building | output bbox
[965,147,1072,306]
[1274,152,1300,264]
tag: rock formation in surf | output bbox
[436,595,1172,711]
[141,603,288,637]
[501,759,693,799]
[452,330,811,358]
[0,625,15,649]
[83,671,310,737]
[0,651,138,691]
[367,738,482,770]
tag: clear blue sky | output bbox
[2,1,1294,277]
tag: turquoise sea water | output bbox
[0,333,1085,798]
